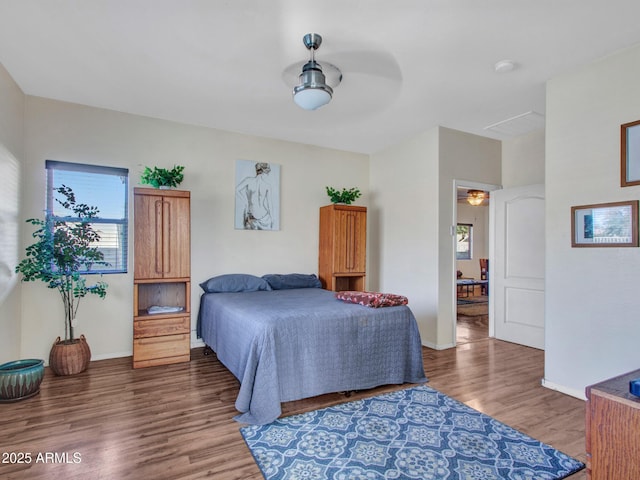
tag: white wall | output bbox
[19,96,368,362]
[0,62,24,363]
[545,43,640,397]
[502,129,545,188]
[370,126,500,349]
[369,128,440,346]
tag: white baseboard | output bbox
[422,340,456,350]
[541,378,586,401]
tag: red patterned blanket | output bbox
[335,291,409,308]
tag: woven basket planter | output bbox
[0,359,45,402]
[49,335,91,376]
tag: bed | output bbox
[197,273,427,425]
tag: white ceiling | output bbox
[1,0,640,154]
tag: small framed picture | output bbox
[571,200,638,247]
[621,120,640,187]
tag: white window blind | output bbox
[46,160,129,274]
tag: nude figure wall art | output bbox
[235,159,280,231]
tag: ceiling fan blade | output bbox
[324,50,402,82]
[282,49,402,87]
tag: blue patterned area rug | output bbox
[240,385,584,480]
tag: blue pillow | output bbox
[262,273,322,290]
[199,274,271,293]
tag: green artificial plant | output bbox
[15,185,108,343]
[325,186,362,205]
[140,165,185,188]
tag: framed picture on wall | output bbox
[621,119,640,186]
[571,200,638,247]
[235,160,281,230]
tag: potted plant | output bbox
[140,165,185,189]
[0,359,45,402]
[326,186,362,205]
[15,185,108,376]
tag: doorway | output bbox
[453,181,500,345]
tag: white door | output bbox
[490,184,545,349]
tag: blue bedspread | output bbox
[197,288,427,424]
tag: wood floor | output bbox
[1,339,586,480]
[456,313,488,344]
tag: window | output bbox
[46,160,129,274]
[456,223,472,260]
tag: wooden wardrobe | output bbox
[318,204,366,291]
[133,188,191,368]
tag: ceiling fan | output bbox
[282,33,403,112]
[291,33,341,111]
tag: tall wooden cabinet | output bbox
[133,188,191,368]
[585,368,640,479]
[318,204,367,291]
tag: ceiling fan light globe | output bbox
[293,87,332,110]
[292,51,334,110]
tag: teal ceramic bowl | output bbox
[0,359,45,402]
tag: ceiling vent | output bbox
[484,111,545,137]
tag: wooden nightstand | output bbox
[585,368,640,479]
